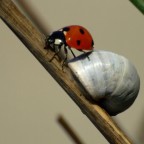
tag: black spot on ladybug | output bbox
[91,40,94,46]
[79,28,85,34]
[77,40,81,46]
[63,27,70,32]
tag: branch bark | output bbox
[0,0,133,143]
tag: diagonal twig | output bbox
[57,115,85,144]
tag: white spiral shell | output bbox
[68,50,140,115]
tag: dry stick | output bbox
[0,0,133,144]
[57,115,85,144]
[14,0,50,35]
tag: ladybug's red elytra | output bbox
[45,25,94,62]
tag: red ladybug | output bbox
[45,25,94,61]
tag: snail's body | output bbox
[68,50,140,115]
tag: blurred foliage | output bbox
[130,0,144,14]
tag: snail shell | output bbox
[68,50,140,115]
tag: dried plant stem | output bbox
[0,0,133,144]
[57,115,85,144]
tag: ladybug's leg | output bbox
[49,43,62,62]
[70,49,76,58]
[67,46,76,58]
[78,50,91,60]
[44,35,50,49]
[78,49,86,54]
[49,50,60,62]
[62,47,68,69]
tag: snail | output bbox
[68,50,140,115]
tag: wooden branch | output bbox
[57,115,85,144]
[0,0,133,143]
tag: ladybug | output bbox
[45,25,94,62]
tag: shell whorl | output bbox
[68,50,140,115]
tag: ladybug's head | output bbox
[45,31,66,52]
